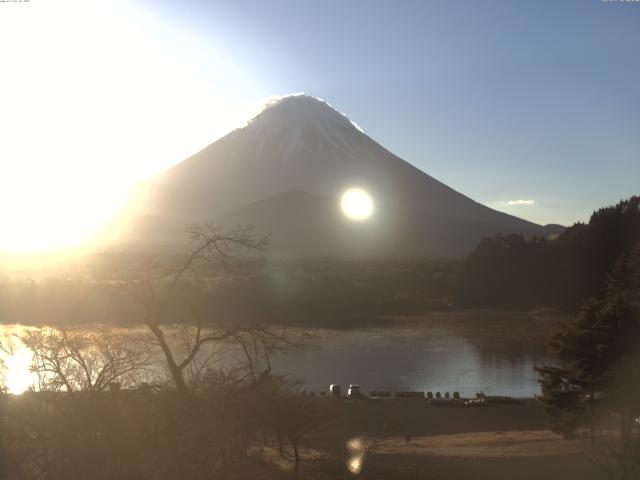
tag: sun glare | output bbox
[0,0,262,253]
[3,348,35,395]
[341,188,374,221]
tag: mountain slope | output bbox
[123,94,563,257]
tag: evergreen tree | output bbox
[536,242,640,443]
[536,299,609,440]
[455,196,640,310]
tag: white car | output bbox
[347,384,361,398]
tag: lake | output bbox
[271,311,561,397]
[0,311,563,397]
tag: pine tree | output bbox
[536,241,640,443]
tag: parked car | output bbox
[329,384,341,396]
[347,384,362,398]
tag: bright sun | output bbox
[341,188,374,221]
[0,1,261,253]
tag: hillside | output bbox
[118,95,563,257]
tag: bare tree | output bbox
[263,384,334,479]
[113,224,290,397]
[347,421,388,476]
[19,328,152,394]
[0,329,156,480]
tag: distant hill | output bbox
[117,94,564,257]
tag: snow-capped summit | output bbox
[122,94,563,257]
[141,93,395,218]
[244,94,365,162]
[250,94,363,133]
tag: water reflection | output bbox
[0,326,38,394]
[270,313,556,397]
[4,347,34,394]
[0,312,559,397]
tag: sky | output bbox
[0,0,639,251]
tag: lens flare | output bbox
[346,436,367,475]
[341,188,374,221]
[347,454,365,475]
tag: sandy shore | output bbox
[373,430,582,458]
[321,397,553,438]
[296,398,606,479]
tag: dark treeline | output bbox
[537,242,640,438]
[2,196,638,329]
[207,258,453,327]
[454,196,640,311]
[0,257,455,328]
[534,236,640,479]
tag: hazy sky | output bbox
[1,0,639,249]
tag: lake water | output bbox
[0,311,562,397]
[271,311,560,397]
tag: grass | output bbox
[373,430,585,458]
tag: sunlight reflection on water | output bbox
[270,314,554,397]
[0,312,555,397]
[0,326,38,394]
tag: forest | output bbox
[1,197,638,331]
[454,196,640,311]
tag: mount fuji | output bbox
[120,94,563,257]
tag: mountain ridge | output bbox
[119,94,564,257]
